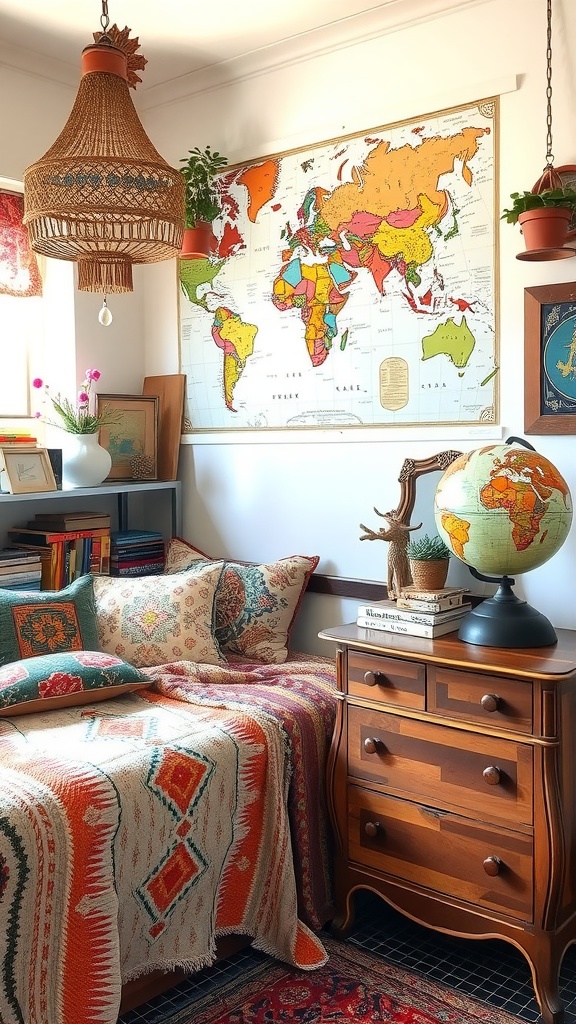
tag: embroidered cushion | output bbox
[0,650,149,716]
[92,562,225,668]
[0,575,100,666]
[164,538,318,664]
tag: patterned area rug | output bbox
[154,936,521,1023]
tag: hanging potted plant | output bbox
[407,533,451,592]
[501,186,576,260]
[179,145,228,259]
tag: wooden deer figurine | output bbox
[359,509,422,600]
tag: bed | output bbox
[0,541,337,1024]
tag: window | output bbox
[0,178,75,435]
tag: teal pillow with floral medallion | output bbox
[0,650,148,716]
[0,574,100,666]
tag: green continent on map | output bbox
[180,258,225,310]
[421,316,475,368]
[212,307,257,411]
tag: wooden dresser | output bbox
[319,622,576,1024]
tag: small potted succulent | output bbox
[407,533,451,591]
[179,145,228,259]
[501,186,576,256]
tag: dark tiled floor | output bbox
[118,890,576,1023]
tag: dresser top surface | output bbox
[318,623,576,680]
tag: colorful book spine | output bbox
[9,526,111,545]
[356,616,463,639]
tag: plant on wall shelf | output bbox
[179,145,228,258]
[501,187,576,224]
[501,187,576,259]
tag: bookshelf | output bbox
[0,480,182,539]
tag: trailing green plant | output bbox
[179,145,228,228]
[407,533,451,561]
[501,187,576,224]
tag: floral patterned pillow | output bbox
[0,650,148,716]
[0,575,100,666]
[92,562,225,668]
[164,538,319,664]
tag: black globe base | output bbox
[458,576,557,648]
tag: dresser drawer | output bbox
[348,651,425,709]
[427,664,533,733]
[348,706,533,826]
[349,786,533,922]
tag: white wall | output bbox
[138,0,576,653]
[2,0,575,654]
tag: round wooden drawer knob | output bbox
[482,766,502,786]
[483,855,502,876]
[480,693,500,713]
[363,670,384,687]
[364,820,381,838]
[363,737,380,754]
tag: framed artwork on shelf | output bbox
[524,282,576,434]
[96,395,158,480]
[0,446,57,494]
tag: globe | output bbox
[433,441,573,647]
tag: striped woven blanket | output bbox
[0,657,336,1024]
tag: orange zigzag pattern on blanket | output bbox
[22,756,120,1024]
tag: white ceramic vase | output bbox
[62,432,112,489]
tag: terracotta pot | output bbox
[180,223,216,259]
[517,207,572,258]
[409,559,449,591]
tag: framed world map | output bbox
[179,98,499,432]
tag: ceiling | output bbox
[0,0,484,97]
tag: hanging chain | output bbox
[100,0,110,33]
[545,0,554,167]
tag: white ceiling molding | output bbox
[0,0,490,106]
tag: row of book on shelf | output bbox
[0,509,166,591]
[356,586,471,638]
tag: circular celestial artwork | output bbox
[543,317,576,403]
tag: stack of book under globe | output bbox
[110,530,165,577]
[356,586,471,638]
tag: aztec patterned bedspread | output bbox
[0,657,336,1024]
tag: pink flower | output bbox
[78,391,89,404]
[32,377,43,389]
[86,368,101,381]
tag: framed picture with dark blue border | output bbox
[525,282,576,434]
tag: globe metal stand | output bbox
[458,570,557,648]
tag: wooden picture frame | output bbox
[0,446,57,494]
[524,282,576,434]
[141,374,185,481]
[96,395,158,480]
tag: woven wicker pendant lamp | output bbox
[23,4,185,294]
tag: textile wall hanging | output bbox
[0,192,42,298]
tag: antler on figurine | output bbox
[359,508,422,600]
